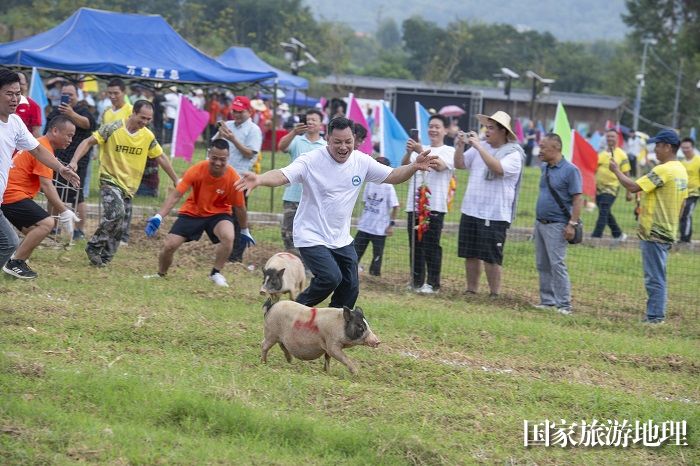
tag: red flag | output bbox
[572,130,598,198]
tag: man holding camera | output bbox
[532,133,582,315]
[46,81,96,240]
[277,108,326,255]
[454,111,524,297]
[212,96,262,262]
[401,114,455,294]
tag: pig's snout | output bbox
[365,334,381,348]
[259,288,267,296]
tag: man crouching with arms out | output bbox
[144,139,255,287]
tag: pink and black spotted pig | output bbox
[261,299,380,374]
[260,252,306,302]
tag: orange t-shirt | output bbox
[177,161,245,217]
[4,136,54,204]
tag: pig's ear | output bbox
[343,306,352,322]
[276,268,286,278]
[354,306,364,316]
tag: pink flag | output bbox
[171,95,209,162]
[347,94,373,155]
[514,118,525,144]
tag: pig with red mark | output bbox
[260,252,306,302]
[261,299,381,374]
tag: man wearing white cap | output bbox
[454,111,525,297]
[213,95,261,262]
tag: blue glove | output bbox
[145,214,162,237]
[240,227,256,248]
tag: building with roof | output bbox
[320,74,625,133]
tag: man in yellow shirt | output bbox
[101,78,132,125]
[70,100,178,267]
[679,137,699,243]
[101,78,136,246]
[592,129,631,239]
[610,129,688,324]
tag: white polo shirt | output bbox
[0,114,39,203]
[460,142,523,222]
[281,147,393,248]
[404,144,455,213]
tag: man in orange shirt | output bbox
[143,139,255,287]
[1,115,80,279]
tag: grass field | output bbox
[1,144,697,464]
[1,219,698,464]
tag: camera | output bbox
[409,128,420,141]
[60,94,71,106]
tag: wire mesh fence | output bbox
[249,164,699,316]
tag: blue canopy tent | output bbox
[260,90,319,108]
[218,46,308,90]
[0,8,276,85]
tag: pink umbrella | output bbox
[438,105,466,117]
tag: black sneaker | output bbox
[3,259,38,279]
[85,247,105,267]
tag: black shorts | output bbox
[169,214,233,243]
[0,198,50,230]
[457,214,509,265]
[54,163,86,204]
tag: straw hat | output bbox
[476,111,517,141]
[250,98,267,111]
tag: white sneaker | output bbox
[615,233,628,242]
[418,283,435,294]
[557,307,573,315]
[532,303,556,310]
[209,272,229,287]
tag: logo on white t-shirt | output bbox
[352,176,361,186]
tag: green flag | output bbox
[553,101,572,160]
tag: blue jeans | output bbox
[640,240,671,321]
[592,193,623,238]
[0,211,19,267]
[297,244,359,309]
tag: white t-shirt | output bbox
[357,182,399,236]
[0,114,39,203]
[281,148,393,248]
[405,144,455,213]
[460,142,523,222]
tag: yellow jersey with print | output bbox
[636,161,688,243]
[101,102,133,125]
[596,147,630,195]
[95,119,163,197]
[681,156,700,197]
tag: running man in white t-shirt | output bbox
[355,157,399,276]
[0,70,80,270]
[235,117,439,309]
[402,114,455,294]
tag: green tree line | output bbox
[1,0,698,133]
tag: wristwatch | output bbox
[389,220,396,226]
[568,220,578,226]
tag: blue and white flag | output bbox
[415,101,431,144]
[379,100,409,168]
[28,67,49,133]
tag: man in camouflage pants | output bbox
[69,100,178,266]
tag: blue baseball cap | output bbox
[648,129,680,146]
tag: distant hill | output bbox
[305,0,628,42]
